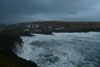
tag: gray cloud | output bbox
[0,0,100,24]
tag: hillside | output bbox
[1,21,100,34]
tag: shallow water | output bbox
[16,32,100,67]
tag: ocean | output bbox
[16,32,100,67]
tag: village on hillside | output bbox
[1,21,100,34]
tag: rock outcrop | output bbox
[0,32,37,67]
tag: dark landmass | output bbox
[1,21,100,34]
[29,21,100,32]
[0,32,37,67]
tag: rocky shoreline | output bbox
[1,21,100,67]
[0,32,37,67]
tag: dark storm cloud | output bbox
[0,0,100,24]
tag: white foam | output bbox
[16,32,100,67]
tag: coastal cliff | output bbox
[0,32,37,67]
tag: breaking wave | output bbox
[16,32,100,67]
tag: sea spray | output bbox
[16,32,100,67]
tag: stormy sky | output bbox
[0,0,100,24]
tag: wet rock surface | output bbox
[0,32,37,67]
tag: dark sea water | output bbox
[16,32,100,67]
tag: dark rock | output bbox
[40,30,52,35]
[0,32,37,67]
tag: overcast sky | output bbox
[0,0,100,24]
